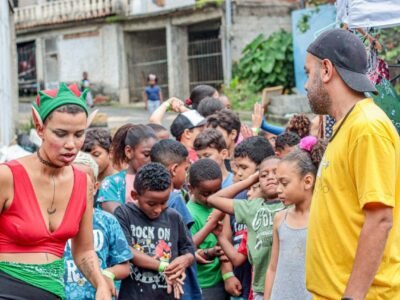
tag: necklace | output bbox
[47,175,57,215]
[37,150,62,169]
[36,150,58,215]
[329,105,356,143]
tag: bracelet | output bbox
[102,270,115,281]
[158,261,169,273]
[222,271,234,281]
[251,127,260,135]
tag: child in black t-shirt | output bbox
[114,163,195,299]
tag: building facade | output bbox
[15,0,295,103]
[1,0,18,146]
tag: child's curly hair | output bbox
[286,114,311,138]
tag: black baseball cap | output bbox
[307,29,377,94]
[170,110,206,140]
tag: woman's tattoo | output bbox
[78,256,97,283]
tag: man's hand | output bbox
[166,272,186,299]
[252,102,264,130]
[95,283,114,300]
[195,249,213,264]
[249,171,260,185]
[165,255,191,281]
[224,276,242,297]
[102,275,116,297]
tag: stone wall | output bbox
[231,2,294,62]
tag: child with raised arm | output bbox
[114,163,195,299]
[264,137,326,300]
[207,156,285,300]
[187,159,240,300]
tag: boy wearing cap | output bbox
[305,29,400,300]
[170,110,206,163]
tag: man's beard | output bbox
[307,75,331,115]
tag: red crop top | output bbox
[0,160,87,257]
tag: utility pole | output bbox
[224,0,232,84]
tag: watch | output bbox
[341,298,353,300]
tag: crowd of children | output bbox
[59,83,330,300]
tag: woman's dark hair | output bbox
[189,158,222,188]
[282,139,327,177]
[206,109,241,142]
[190,85,217,110]
[134,163,171,195]
[197,97,224,117]
[111,124,157,167]
[193,128,227,152]
[82,128,112,153]
[45,104,86,123]
[286,114,311,138]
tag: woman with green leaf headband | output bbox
[0,83,113,299]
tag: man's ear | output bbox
[131,190,139,201]
[321,59,334,83]
[182,128,191,141]
[230,129,238,142]
[170,163,178,178]
[125,145,134,160]
[220,149,229,160]
[32,106,44,138]
[303,173,315,191]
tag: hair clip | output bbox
[185,98,192,106]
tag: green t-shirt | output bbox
[234,198,284,293]
[187,200,223,288]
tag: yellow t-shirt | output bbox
[306,98,400,299]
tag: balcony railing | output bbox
[15,0,130,30]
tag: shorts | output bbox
[148,100,161,114]
[0,270,60,299]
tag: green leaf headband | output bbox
[32,82,89,122]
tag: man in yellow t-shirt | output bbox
[304,29,400,300]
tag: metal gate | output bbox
[188,38,224,91]
[131,45,169,102]
[17,41,37,95]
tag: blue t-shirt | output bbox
[64,209,132,300]
[97,170,127,206]
[145,85,161,101]
[167,190,201,300]
[168,190,194,229]
[222,172,234,188]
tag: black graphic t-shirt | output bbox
[115,204,195,300]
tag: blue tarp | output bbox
[291,5,336,95]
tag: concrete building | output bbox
[0,0,18,146]
[15,0,295,104]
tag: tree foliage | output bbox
[234,30,294,92]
